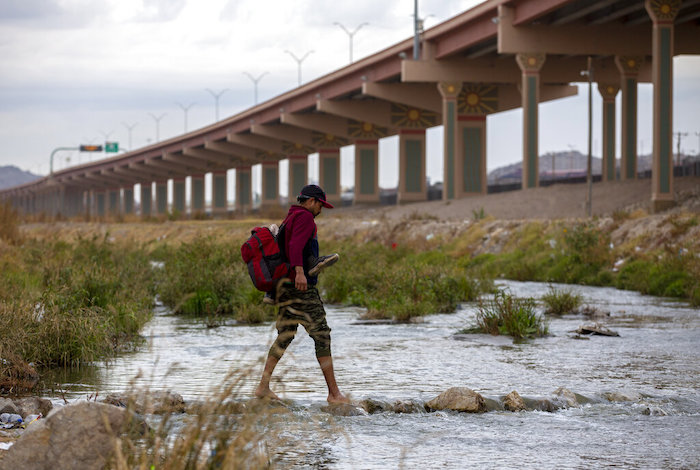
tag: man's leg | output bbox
[317,355,348,403]
[255,308,298,400]
[255,354,281,400]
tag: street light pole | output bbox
[175,102,195,133]
[243,71,269,105]
[413,0,420,60]
[333,22,368,63]
[584,56,593,217]
[205,88,228,122]
[149,113,166,142]
[122,121,137,151]
[285,50,314,87]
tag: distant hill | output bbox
[0,165,41,190]
[488,151,653,184]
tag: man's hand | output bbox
[294,266,308,291]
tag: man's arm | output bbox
[294,266,307,291]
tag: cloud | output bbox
[134,0,187,23]
[0,0,62,22]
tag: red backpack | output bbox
[241,226,292,292]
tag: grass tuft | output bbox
[462,289,548,340]
[541,285,583,315]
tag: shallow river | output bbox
[50,281,699,469]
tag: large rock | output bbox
[425,387,486,413]
[13,397,53,418]
[502,390,526,412]
[0,398,19,415]
[3,401,137,469]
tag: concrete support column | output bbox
[615,55,643,180]
[458,115,488,195]
[260,161,279,208]
[96,191,106,218]
[140,183,152,217]
[212,171,228,216]
[598,84,620,182]
[155,181,168,215]
[397,129,427,203]
[108,188,120,215]
[123,187,134,214]
[236,166,252,213]
[190,174,205,215]
[438,81,463,200]
[353,140,380,204]
[646,0,680,212]
[287,155,308,203]
[516,53,546,189]
[173,178,186,215]
[318,148,341,207]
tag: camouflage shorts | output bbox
[269,286,331,359]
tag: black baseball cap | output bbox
[299,184,334,208]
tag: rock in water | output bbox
[502,390,526,412]
[320,403,366,416]
[3,402,135,469]
[102,390,185,414]
[425,387,487,413]
[574,323,620,337]
[391,400,425,414]
[358,398,392,414]
[553,387,579,408]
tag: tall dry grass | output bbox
[0,201,22,244]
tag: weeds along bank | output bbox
[0,236,155,393]
[3,205,698,389]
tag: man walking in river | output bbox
[255,184,348,404]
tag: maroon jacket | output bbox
[281,205,319,285]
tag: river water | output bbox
[49,281,699,469]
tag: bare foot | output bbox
[327,392,350,404]
[255,386,281,401]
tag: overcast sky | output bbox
[1,0,699,189]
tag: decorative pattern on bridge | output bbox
[390,104,438,129]
[282,142,315,156]
[311,132,349,148]
[458,85,498,116]
[347,120,388,139]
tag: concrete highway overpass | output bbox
[2,0,698,217]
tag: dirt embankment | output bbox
[18,177,700,256]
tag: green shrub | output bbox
[541,286,583,315]
[0,236,155,370]
[461,289,548,339]
[154,237,273,323]
[321,241,486,321]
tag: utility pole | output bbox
[696,131,700,156]
[243,71,268,105]
[149,113,166,142]
[175,102,195,133]
[205,89,228,122]
[122,122,137,151]
[674,131,688,166]
[413,0,420,60]
[333,22,368,63]
[285,50,314,87]
[584,56,593,217]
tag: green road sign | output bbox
[105,142,119,153]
